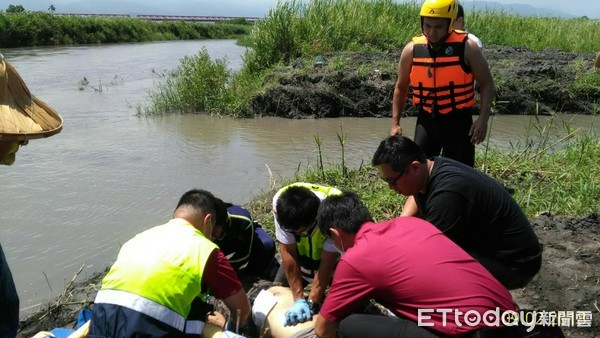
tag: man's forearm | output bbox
[401,196,419,217]
[315,315,337,338]
[281,246,305,300]
[391,87,407,126]
[478,82,494,121]
[308,251,338,303]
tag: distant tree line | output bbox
[0,7,252,48]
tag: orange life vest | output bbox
[410,31,475,114]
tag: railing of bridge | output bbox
[54,13,260,22]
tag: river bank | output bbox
[241,45,599,118]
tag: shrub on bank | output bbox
[141,48,267,116]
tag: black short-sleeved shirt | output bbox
[414,157,541,263]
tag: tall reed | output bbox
[468,12,599,52]
[244,0,599,75]
[244,0,420,74]
[477,116,598,216]
[247,126,598,237]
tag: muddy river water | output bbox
[1,39,597,318]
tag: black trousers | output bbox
[89,303,186,338]
[414,108,475,167]
[0,244,19,338]
[468,251,542,290]
[338,314,446,338]
[337,314,525,338]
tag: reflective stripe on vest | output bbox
[410,31,475,114]
[184,320,206,335]
[295,227,327,279]
[225,213,254,265]
[277,183,341,279]
[95,289,186,331]
[300,266,315,282]
[100,219,217,318]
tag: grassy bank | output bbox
[142,0,600,116]
[245,125,599,235]
[0,12,252,47]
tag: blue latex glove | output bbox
[284,299,313,326]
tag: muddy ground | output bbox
[17,213,599,338]
[17,46,600,337]
[243,45,599,118]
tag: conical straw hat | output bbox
[0,54,63,141]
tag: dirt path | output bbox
[243,46,598,118]
[512,213,600,338]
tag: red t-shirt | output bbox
[319,217,518,336]
[203,249,242,300]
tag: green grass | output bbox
[246,126,599,237]
[469,12,599,52]
[477,115,599,216]
[142,0,599,116]
[242,0,599,75]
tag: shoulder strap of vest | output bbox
[412,34,427,45]
[446,31,468,43]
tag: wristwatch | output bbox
[306,299,321,313]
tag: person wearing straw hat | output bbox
[0,53,63,164]
[0,53,63,337]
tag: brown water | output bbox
[0,40,597,318]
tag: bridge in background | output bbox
[136,14,260,22]
[55,13,261,23]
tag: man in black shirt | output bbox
[372,135,542,289]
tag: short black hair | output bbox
[317,191,373,237]
[457,3,464,19]
[212,197,231,229]
[275,186,321,232]
[371,135,427,172]
[176,189,220,219]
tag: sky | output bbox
[5,0,599,19]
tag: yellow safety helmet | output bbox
[420,0,458,33]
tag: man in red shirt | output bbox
[314,191,519,338]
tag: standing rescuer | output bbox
[390,0,494,167]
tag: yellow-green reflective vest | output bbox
[99,219,217,326]
[280,183,341,279]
